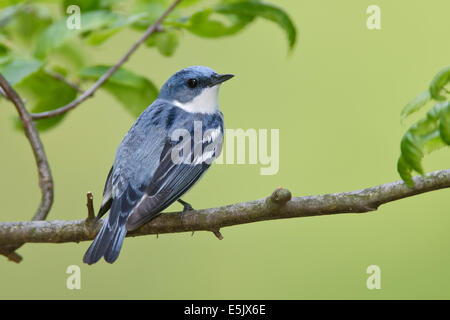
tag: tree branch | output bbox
[29,0,182,120]
[1,169,448,247]
[86,192,95,221]
[0,73,54,262]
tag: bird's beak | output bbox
[209,74,234,86]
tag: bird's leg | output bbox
[178,198,194,212]
[178,199,194,219]
[178,199,195,236]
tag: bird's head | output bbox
[159,66,234,114]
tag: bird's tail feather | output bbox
[104,226,127,263]
[83,214,127,265]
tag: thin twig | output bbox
[48,71,84,93]
[86,192,95,221]
[30,0,183,120]
[0,73,54,262]
[212,230,223,240]
[0,169,449,247]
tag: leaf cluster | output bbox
[0,0,296,131]
[398,66,450,186]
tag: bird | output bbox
[83,66,233,264]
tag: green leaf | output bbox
[0,58,42,86]
[49,42,86,70]
[400,131,424,174]
[397,65,450,186]
[85,12,148,45]
[34,10,118,59]
[178,0,203,7]
[8,4,52,43]
[423,129,447,153]
[429,65,450,101]
[146,29,179,56]
[397,155,414,187]
[180,8,254,38]
[439,102,450,145]
[0,4,24,28]
[398,101,450,183]
[131,0,175,30]
[14,69,77,131]
[0,1,25,9]
[427,101,449,119]
[400,90,431,121]
[79,65,158,117]
[178,1,297,50]
[216,0,297,50]
[62,0,103,12]
[0,41,12,65]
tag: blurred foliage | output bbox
[0,0,297,130]
[79,65,158,117]
[14,69,78,130]
[398,65,450,186]
[2,1,447,184]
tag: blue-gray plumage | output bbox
[83,66,233,264]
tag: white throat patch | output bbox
[172,85,220,114]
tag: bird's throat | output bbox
[172,85,220,114]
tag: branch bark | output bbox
[1,169,448,247]
[29,0,183,120]
[0,73,54,262]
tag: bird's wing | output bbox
[109,122,168,217]
[84,118,168,264]
[125,127,223,231]
[96,166,114,220]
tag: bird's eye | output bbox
[187,78,198,88]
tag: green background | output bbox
[1,0,449,299]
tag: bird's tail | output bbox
[83,214,128,265]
